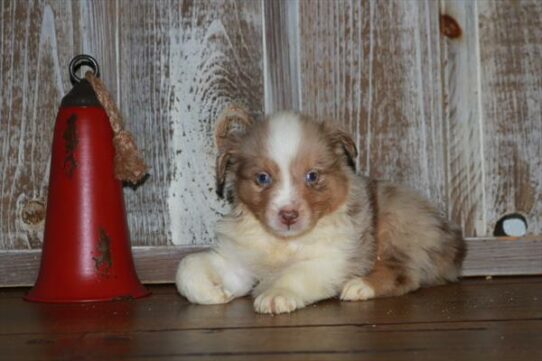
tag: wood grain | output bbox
[263,0,301,112]
[2,278,541,334]
[1,0,541,284]
[2,321,541,361]
[462,238,542,276]
[298,0,448,214]
[1,279,541,361]
[440,1,486,236]
[1,237,540,287]
[117,0,263,246]
[477,0,542,236]
[0,0,263,249]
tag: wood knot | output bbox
[21,200,46,225]
[440,14,462,39]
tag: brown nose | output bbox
[279,209,299,225]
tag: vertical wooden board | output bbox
[440,0,486,236]
[477,0,542,235]
[118,0,263,246]
[117,0,172,247]
[297,0,365,157]
[298,0,448,211]
[263,0,301,112]
[0,0,119,249]
[72,0,120,98]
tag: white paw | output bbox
[340,278,375,301]
[176,255,234,305]
[254,288,304,314]
[182,283,234,305]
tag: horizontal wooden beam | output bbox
[0,246,206,288]
[461,237,542,277]
[0,238,540,287]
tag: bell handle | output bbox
[69,54,100,84]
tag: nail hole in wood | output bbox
[494,213,528,237]
[440,14,462,39]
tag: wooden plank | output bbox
[2,279,542,334]
[0,0,264,250]
[263,0,301,112]
[298,0,448,212]
[0,238,540,287]
[440,0,486,237]
[1,279,541,360]
[462,238,542,276]
[297,0,366,168]
[1,320,541,361]
[477,0,542,235]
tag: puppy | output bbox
[176,108,466,314]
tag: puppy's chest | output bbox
[228,228,306,269]
[218,214,359,272]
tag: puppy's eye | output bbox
[305,169,319,185]
[256,172,272,186]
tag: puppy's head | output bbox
[216,108,357,238]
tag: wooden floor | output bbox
[1,277,541,361]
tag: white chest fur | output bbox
[214,205,362,279]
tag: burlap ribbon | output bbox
[85,72,148,184]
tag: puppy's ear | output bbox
[331,129,358,171]
[333,130,358,161]
[215,106,255,198]
[215,105,255,152]
[215,151,231,199]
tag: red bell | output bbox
[25,55,149,302]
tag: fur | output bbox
[176,109,466,314]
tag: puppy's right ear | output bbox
[215,106,254,198]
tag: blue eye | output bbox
[305,170,319,185]
[256,172,272,186]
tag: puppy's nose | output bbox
[279,208,299,225]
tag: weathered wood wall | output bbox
[0,0,540,255]
[0,0,263,249]
[297,0,448,214]
[264,0,541,238]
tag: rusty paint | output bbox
[93,228,113,275]
[21,200,45,225]
[63,114,78,177]
[440,14,462,39]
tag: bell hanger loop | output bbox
[69,54,100,84]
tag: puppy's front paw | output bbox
[176,254,234,305]
[183,282,234,305]
[340,278,375,301]
[254,288,305,314]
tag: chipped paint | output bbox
[93,228,112,275]
[62,114,78,177]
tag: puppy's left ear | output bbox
[215,151,231,199]
[215,106,254,152]
[215,106,255,198]
[331,129,358,170]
